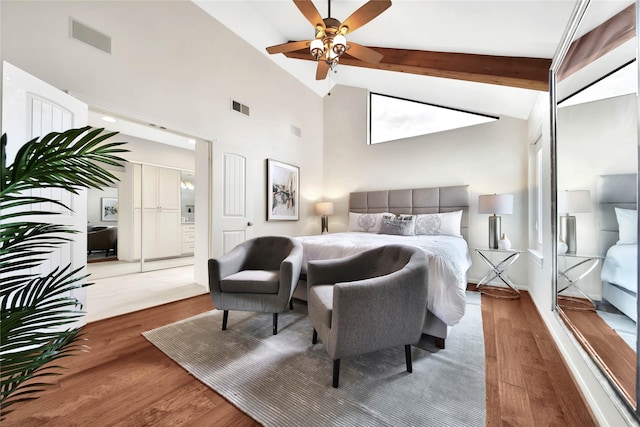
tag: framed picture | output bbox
[101,197,118,222]
[267,159,299,221]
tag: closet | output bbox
[120,163,182,261]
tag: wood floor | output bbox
[3,290,596,426]
[561,304,637,407]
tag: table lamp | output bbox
[557,190,591,254]
[478,194,514,249]
[315,201,334,234]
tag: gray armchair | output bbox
[208,236,303,335]
[307,244,429,387]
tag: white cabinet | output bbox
[119,163,184,262]
[141,165,181,260]
[181,224,195,255]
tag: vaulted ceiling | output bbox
[193,0,580,120]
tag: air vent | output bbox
[231,99,250,117]
[70,18,111,54]
[290,125,301,138]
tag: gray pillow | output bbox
[379,215,416,236]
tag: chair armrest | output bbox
[208,244,249,292]
[307,251,379,287]
[279,240,304,300]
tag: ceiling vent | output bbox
[70,18,111,54]
[231,100,250,117]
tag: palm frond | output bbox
[0,127,127,419]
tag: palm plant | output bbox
[0,126,127,419]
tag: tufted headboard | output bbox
[597,173,637,256]
[349,185,470,240]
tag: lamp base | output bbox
[559,215,576,254]
[321,215,329,234]
[488,215,501,249]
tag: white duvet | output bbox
[601,244,637,293]
[295,232,472,326]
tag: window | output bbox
[368,92,498,145]
[528,135,543,252]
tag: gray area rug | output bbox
[597,310,637,351]
[143,291,485,426]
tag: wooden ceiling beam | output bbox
[557,3,635,81]
[283,47,551,91]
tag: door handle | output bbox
[247,221,253,226]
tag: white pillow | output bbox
[348,212,393,233]
[414,210,463,237]
[615,207,637,245]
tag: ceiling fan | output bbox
[266,0,392,80]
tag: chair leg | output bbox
[332,359,341,388]
[222,310,229,331]
[312,329,318,344]
[405,344,413,373]
[289,299,294,310]
[273,313,278,335]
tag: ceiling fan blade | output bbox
[293,0,325,29]
[316,61,329,80]
[346,42,384,63]
[340,0,391,34]
[266,40,310,55]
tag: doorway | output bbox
[84,112,207,321]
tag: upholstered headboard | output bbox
[349,185,470,240]
[597,173,637,256]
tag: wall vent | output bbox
[231,100,250,117]
[70,18,112,54]
[290,125,302,138]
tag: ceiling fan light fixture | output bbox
[332,34,347,56]
[310,38,324,60]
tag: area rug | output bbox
[143,291,485,426]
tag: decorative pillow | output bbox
[615,207,637,245]
[414,210,463,237]
[379,215,416,236]
[348,212,393,233]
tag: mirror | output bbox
[86,161,196,278]
[552,0,639,414]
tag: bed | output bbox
[598,174,638,322]
[294,185,472,348]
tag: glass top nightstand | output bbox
[557,253,603,311]
[474,248,524,299]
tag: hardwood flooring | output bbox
[3,290,596,426]
[561,304,637,406]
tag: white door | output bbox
[211,142,257,256]
[1,61,89,325]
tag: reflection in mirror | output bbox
[552,0,638,414]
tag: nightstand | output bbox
[557,253,602,311]
[475,248,523,299]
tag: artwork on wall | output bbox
[267,159,299,221]
[101,197,118,221]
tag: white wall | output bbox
[323,85,530,285]
[1,0,324,285]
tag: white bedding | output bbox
[295,232,472,326]
[601,244,638,294]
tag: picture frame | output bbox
[101,197,118,222]
[267,159,299,221]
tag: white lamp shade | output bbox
[478,194,514,215]
[558,190,591,214]
[315,201,335,216]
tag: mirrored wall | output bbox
[87,162,195,279]
[551,0,639,415]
